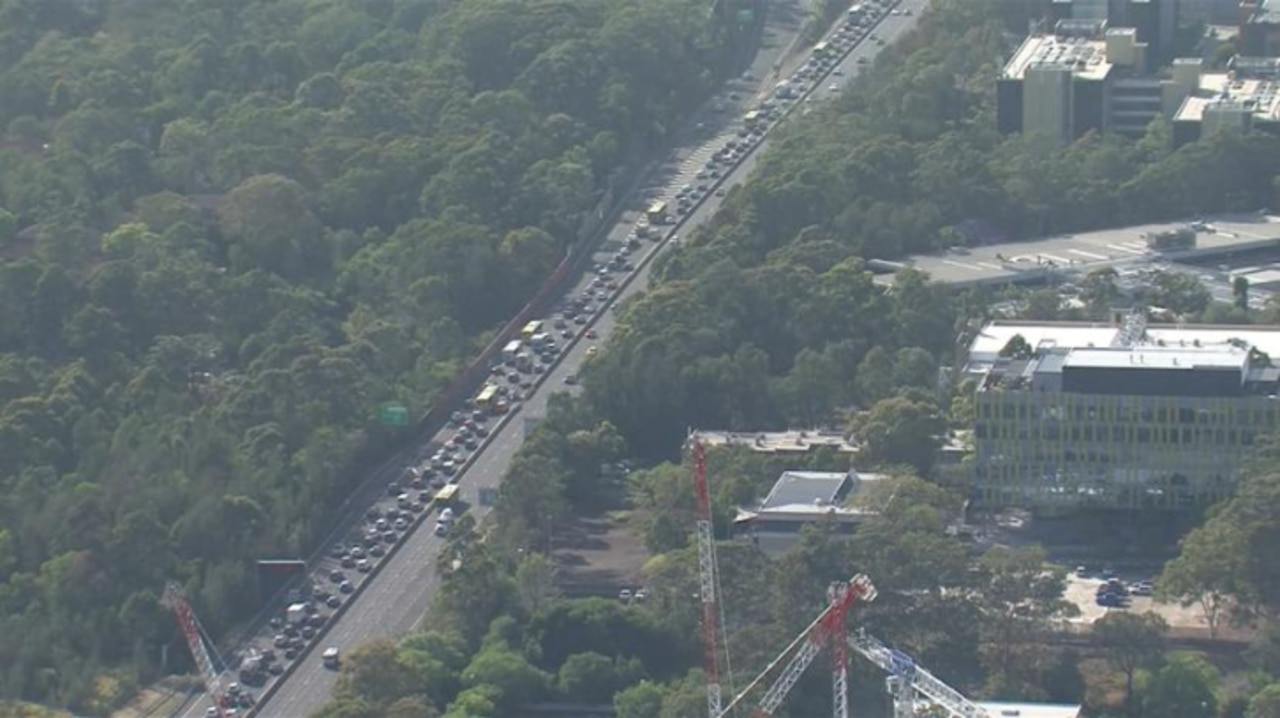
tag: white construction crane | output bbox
[849,630,991,718]
[690,440,725,718]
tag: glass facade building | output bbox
[963,320,1280,510]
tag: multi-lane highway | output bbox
[177,2,928,717]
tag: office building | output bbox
[1173,55,1280,144]
[732,470,884,555]
[1179,0,1239,25]
[998,23,1120,142]
[1047,0,1178,64]
[959,315,1280,511]
[1240,0,1280,56]
[998,21,1195,141]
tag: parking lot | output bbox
[1062,566,1211,633]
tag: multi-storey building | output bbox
[960,315,1280,511]
[997,19,1200,142]
[1173,55,1280,144]
[1048,0,1179,66]
[1241,0,1280,56]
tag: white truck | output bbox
[286,602,307,625]
[502,339,523,362]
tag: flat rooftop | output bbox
[696,430,857,454]
[976,702,1082,718]
[1062,346,1250,370]
[876,214,1280,287]
[1248,0,1280,25]
[1003,33,1113,82]
[966,320,1280,371]
[1176,72,1280,123]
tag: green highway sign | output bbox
[378,403,410,427]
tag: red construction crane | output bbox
[827,578,858,718]
[718,573,877,718]
[161,582,231,718]
[691,440,723,718]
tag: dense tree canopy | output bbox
[310,0,1280,713]
[0,0,740,708]
[12,0,1280,712]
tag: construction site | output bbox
[681,440,1084,718]
[163,438,1087,718]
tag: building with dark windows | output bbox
[1179,0,1242,25]
[1241,0,1280,56]
[998,1,1207,143]
[998,19,1200,142]
[956,315,1280,511]
[1047,0,1178,65]
[997,22,1120,142]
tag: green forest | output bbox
[10,0,1280,714]
[0,0,747,709]
[312,2,1280,718]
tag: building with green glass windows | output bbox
[961,315,1280,510]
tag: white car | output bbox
[435,508,455,536]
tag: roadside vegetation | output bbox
[10,0,1280,715]
[0,0,748,709]
[316,0,1280,717]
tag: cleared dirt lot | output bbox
[551,510,650,595]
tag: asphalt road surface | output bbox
[181,3,928,717]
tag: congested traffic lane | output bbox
[256,3,929,716]
[245,6,828,718]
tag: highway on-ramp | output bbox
[180,3,927,717]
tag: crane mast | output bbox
[691,440,723,718]
[828,581,851,718]
[161,581,230,718]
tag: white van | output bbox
[434,508,455,536]
[322,647,340,669]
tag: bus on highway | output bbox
[434,484,459,506]
[646,201,667,225]
[475,383,499,409]
[814,41,830,57]
[521,320,543,341]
